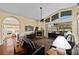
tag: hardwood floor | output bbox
[33,38,54,54]
[0,37,54,55]
[0,38,15,55]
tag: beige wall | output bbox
[0,12,37,35]
[0,11,43,45]
[72,5,79,45]
[1,5,79,46]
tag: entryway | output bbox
[2,17,20,43]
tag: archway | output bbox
[2,17,20,42]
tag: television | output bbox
[36,31,42,36]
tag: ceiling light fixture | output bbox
[40,7,44,22]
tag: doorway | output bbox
[2,17,20,42]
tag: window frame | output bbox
[51,13,59,21]
[45,17,50,23]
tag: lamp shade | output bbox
[52,36,71,49]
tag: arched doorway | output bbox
[2,17,20,42]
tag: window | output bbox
[60,10,72,19]
[3,17,19,24]
[45,18,50,23]
[7,31,12,35]
[59,22,72,30]
[40,19,44,22]
[52,13,59,21]
[61,10,72,17]
[48,23,56,29]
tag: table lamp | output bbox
[52,36,71,49]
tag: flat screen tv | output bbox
[36,31,42,36]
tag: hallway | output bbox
[0,38,15,55]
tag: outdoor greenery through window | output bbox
[60,10,72,19]
[61,10,72,17]
[59,22,72,30]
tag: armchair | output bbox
[22,39,45,55]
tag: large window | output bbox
[59,22,72,30]
[60,10,72,19]
[3,17,19,25]
[7,31,12,35]
[61,10,72,17]
[52,13,59,21]
[45,18,50,23]
[48,23,55,29]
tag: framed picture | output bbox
[25,25,33,31]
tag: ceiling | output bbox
[0,3,76,20]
